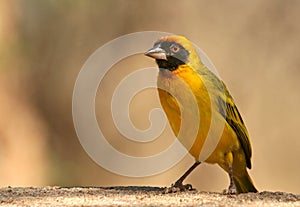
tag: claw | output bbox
[223,183,237,195]
[163,162,200,194]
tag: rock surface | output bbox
[0,186,299,207]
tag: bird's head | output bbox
[145,35,203,71]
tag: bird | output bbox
[144,35,257,194]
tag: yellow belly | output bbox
[157,67,240,166]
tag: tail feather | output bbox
[234,171,257,193]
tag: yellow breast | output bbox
[157,65,240,164]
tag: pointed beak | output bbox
[144,46,167,60]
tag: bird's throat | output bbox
[156,56,186,71]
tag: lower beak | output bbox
[144,47,167,60]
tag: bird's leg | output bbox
[226,162,237,194]
[164,161,201,193]
[222,152,237,194]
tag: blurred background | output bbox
[1,0,300,194]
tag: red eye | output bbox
[170,45,180,53]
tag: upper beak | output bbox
[144,46,167,60]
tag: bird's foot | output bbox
[223,184,237,195]
[163,182,195,194]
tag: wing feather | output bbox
[199,68,252,169]
[222,83,252,169]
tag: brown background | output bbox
[0,0,300,194]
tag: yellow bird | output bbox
[145,35,257,194]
